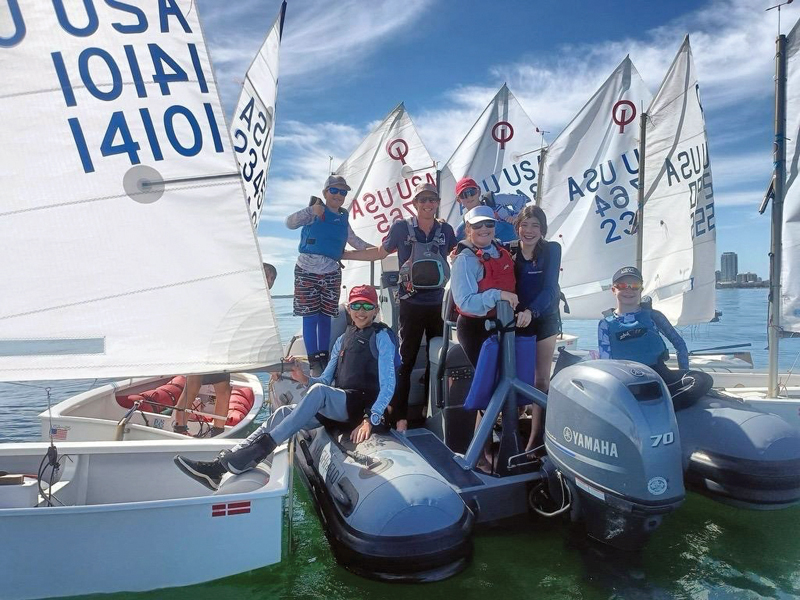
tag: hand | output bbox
[311,201,325,219]
[350,419,372,444]
[270,372,280,382]
[285,356,309,385]
[516,309,532,328]
[500,290,519,309]
[395,419,408,432]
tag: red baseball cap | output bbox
[455,177,479,198]
[348,285,378,305]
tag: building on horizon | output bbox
[721,252,738,282]
[715,270,721,282]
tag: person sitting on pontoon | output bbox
[598,266,712,409]
[174,284,397,491]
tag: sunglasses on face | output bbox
[349,301,376,311]
[416,196,440,204]
[459,187,479,199]
[327,187,348,197]
[470,221,496,230]
[614,282,642,291]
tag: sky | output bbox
[196,0,793,296]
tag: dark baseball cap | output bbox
[612,266,643,283]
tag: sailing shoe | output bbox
[218,432,277,475]
[173,454,227,491]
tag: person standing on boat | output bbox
[342,182,457,431]
[598,266,713,409]
[452,177,515,242]
[286,175,372,376]
[450,206,519,367]
[172,263,279,437]
[174,285,397,491]
[508,205,561,451]
[172,374,232,437]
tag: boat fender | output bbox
[464,335,537,410]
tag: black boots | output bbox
[174,432,277,491]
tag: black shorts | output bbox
[517,311,561,340]
[201,373,231,385]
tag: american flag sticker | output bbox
[50,426,69,441]
[211,501,251,517]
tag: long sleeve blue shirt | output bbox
[450,244,503,316]
[513,240,561,318]
[308,328,396,418]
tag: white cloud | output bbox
[199,0,435,109]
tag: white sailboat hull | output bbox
[38,374,263,442]
[0,439,288,600]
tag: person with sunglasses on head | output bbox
[286,175,372,376]
[598,266,712,409]
[450,205,519,368]
[174,285,398,491]
[507,205,561,451]
[453,177,516,243]
[343,182,456,431]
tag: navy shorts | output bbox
[517,311,561,340]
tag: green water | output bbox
[69,482,799,600]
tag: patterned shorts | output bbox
[293,265,342,317]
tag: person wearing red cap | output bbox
[342,182,457,431]
[174,285,398,491]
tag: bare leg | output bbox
[526,335,557,452]
[175,375,203,429]
[211,380,232,430]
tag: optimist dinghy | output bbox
[39,373,264,442]
[0,2,290,598]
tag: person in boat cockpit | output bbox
[174,285,397,491]
[598,266,712,409]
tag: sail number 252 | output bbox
[688,174,715,239]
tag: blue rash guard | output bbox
[510,240,561,318]
[598,308,689,370]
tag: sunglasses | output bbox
[614,282,642,291]
[470,221,496,230]
[327,187,348,197]
[349,301,376,311]
[459,187,479,199]
[416,196,439,204]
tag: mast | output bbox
[635,111,647,272]
[769,33,788,397]
[278,0,287,38]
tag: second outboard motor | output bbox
[545,360,685,550]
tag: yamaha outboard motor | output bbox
[545,360,685,550]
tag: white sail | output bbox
[230,1,284,228]
[439,84,542,229]
[539,57,652,319]
[781,18,800,334]
[337,103,435,292]
[641,36,716,326]
[0,2,282,381]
